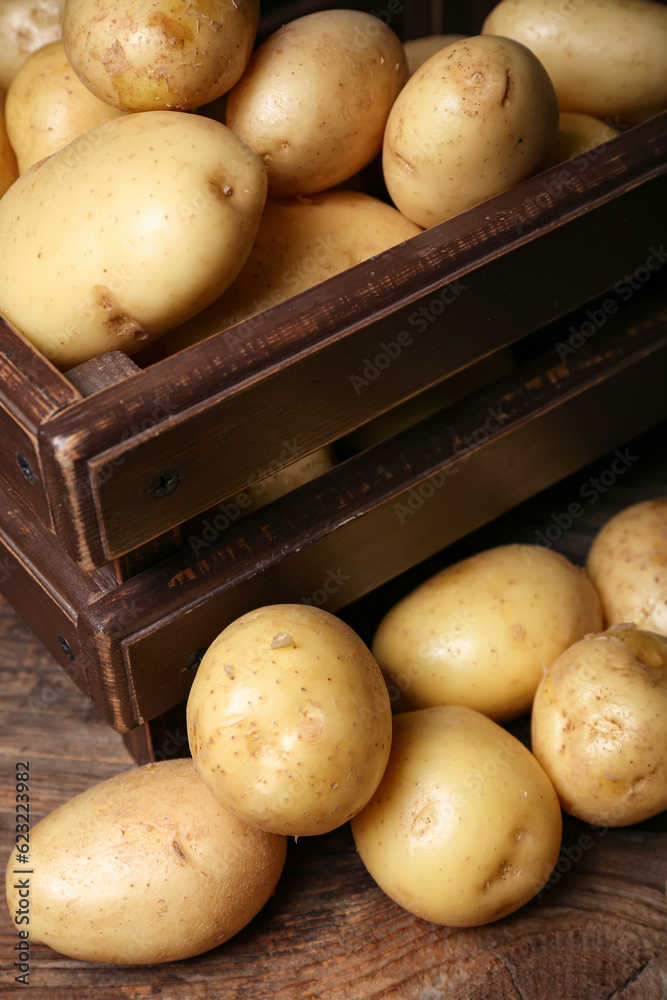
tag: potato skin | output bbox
[4,759,286,964]
[586,498,667,635]
[5,41,126,173]
[62,0,259,111]
[160,190,422,353]
[187,604,392,836]
[0,93,19,197]
[531,627,667,825]
[382,34,558,228]
[0,0,65,91]
[541,111,618,169]
[482,0,667,123]
[226,10,409,196]
[372,544,602,721]
[351,705,562,926]
[0,110,267,367]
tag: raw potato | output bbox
[226,10,409,196]
[0,111,267,367]
[341,349,516,453]
[62,0,259,111]
[404,33,467,76]
[541,111,619,170]
[0,0,64,91]
[351,705,563,926]
[159,190,422,354]
[372,544,603,721]
[0,93,19,197]
[5,41,126,173]
[586,498,667,635]
[244,446,335,513]
[531,626,667,825]
[187,605,392,836]
[482,0,667,123]
[4,759,287,964]
[383,35,559,228]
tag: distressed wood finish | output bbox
[1,438,666,997]
[28,111,667,567]
[0,286,663,734]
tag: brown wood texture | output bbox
[34,111,667,568]
[0,288,665,734]
[0,319,81,531]
[79,296,667,731]
[1,427,667,997]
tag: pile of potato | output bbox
[6,496,667,962]
[0,0,665,366]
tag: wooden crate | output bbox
[0,0,666,757]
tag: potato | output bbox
[187,604,392,836]
[383,35,559,228]
[372,544,603,721]
[226,10,409,196]
[0,93,19,197]
[62,0,259,111]
[0,110,267,367]
[5,41,126,173]
[0,0,64,91]
[159,190,422,354]
[404,33,467,76]
[482,0,667,123]
[541,111,619,170]
[244,446,335,513]
[341,349,517,454]
[351,705,562,926]
[531,626,667,826]
[4,759,286,963]
[586,498,667,635]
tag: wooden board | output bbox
[1,420,666,999]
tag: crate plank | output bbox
[35,111,667,567]
[73,302,667,729]
[0,599,665,998]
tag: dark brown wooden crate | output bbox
[1,281,665,734]
[0,110,660,570]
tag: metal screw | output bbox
[17,454,35,484]
[186,648,207,672]
[151,469,180,498]
[57,634,75,661]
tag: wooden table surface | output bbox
[1,422,667,1000]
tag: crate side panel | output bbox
[90,173,667,561]
[74,311,667,725]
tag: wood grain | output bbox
[2,418,667,998]
[35,111,667,567]
[0,595,665,999]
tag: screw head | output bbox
[57,634,75,661]
[17,454,35,484]
[151,469,180,498]
[186,648,207,672]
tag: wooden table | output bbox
[2,422,667,999]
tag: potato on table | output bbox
[351,705,563,926]
[187,604,392,837]
[4,759,287,964]
[587,497,667,635]
[372,543,602,721]
[532,625,667,826]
